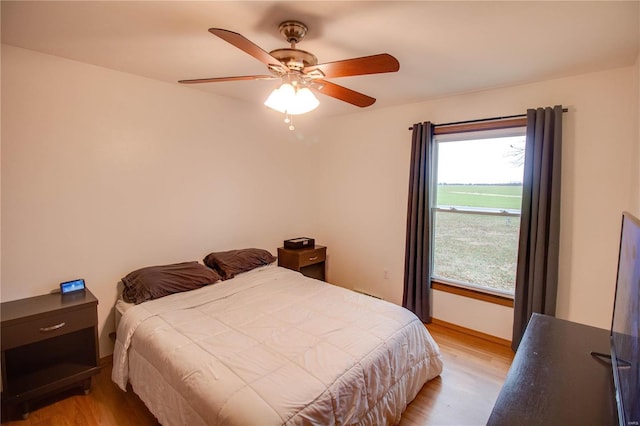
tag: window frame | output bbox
[429,117,527,307]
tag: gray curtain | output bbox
[512,105,563,350]
[403,122,434,322]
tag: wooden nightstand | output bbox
[278,245,327,281]
[1,289,100,419]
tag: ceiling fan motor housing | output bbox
[270,48,318,72]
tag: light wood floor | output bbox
[1,323,514,425]
[400,324,514,425]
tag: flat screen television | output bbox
[610,211,640,426]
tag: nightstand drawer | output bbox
[298,247,326,268]
[2,305,96,350]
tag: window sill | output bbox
[431,281,514,308]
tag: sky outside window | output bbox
[437,136,525,185]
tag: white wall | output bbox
[0,45,320,356]
[312,66,638,339]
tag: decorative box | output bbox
[283,237,315,250]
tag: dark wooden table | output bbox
[488,313,618,426]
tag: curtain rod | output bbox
[407,108,568,130]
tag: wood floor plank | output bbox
[1,322,513,425]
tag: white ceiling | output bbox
[2,1,639,117]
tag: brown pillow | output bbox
[121,261,221,304]
[203,248,276,280]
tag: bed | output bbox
[112,259,443,425]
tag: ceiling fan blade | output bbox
[304,53,399,78]
[311,80,376,108]
[208,28,288,74]
[179,75,276,84]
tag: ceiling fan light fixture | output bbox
[264,82,319,116]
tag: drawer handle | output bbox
[309,256,318,261]
[40,322,66,332]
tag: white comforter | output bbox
[113,265,442,425]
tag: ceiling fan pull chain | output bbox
[285,113,295,131]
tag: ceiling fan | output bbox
[179,21,400,117]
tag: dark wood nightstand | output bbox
[1,289,100,419]
[278,245,327,281]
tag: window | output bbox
[431,125,526,298]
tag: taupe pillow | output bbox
[203,248,276,280]
[122,261,221,304]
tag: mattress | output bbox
[112,265,442,425]
[114,297,133,331]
